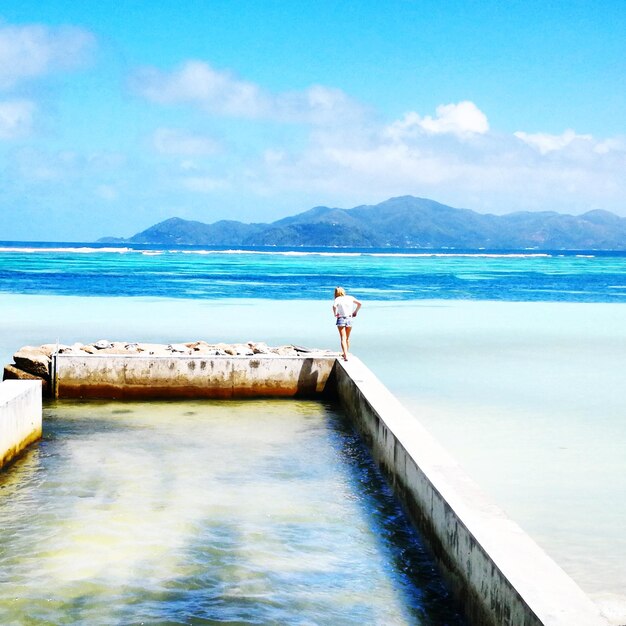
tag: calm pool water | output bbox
[0,399,463,625]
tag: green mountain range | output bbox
[99,196,626,249]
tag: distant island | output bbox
[99,195,626,249]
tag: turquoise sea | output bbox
[2,242,626,302]
[1,242,625,619]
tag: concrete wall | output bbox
[333,358,609,626]
[53,354,335,400]
[0,380,42,469]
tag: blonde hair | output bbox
[334,286,346,298]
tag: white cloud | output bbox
[130,92,623,215]
[8,147,126,183]
[152,127,220,156]
[593,137,625,155]
[0,22,95,89]
[275,84,364,125]
[180,175,229,193]
[179,160,201,172]
[514,129,593,154]
[132,60,363,124]
[96,184,118,200]
[134,61,266,117]
[387,101,489,140]
[248,109,626,215]
[10,147,75,181]
[0,99,36,138]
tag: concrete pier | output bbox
[52,353,335,399]
[333,358,610,626]
[0,380,42,469]
[1,346,615,625]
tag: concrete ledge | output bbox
[52,354,336,399]
[333,357,609,626]
[0,380,42,469]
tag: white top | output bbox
[334,295,356,317]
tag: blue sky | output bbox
[1,0,625,241]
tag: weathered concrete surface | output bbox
[3,341,326,398]
[333,357,610,626]
[53,354,335,400]
[0,380,42,469]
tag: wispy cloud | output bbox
[0,99,36,138]
[96,184,118,201]
[0,21,95,144]
[0,22,95,89]
[179,175,229,193]
[514,129,593,154]
[7,147,126,183]
[132,60,363,124]
[152,127,220,156]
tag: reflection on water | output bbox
[0,400,463,625]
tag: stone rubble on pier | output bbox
[3,340,333,396]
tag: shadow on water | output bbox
[324,403,466,625]
[131,402,465,626]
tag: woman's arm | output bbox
[353,298,362,316]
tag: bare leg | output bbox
[345,326,353,354]
[337,326,348,360]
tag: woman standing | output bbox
[332,286,362,361]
